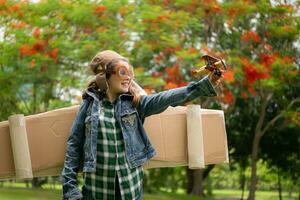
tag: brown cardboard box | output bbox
[0,105,228,180]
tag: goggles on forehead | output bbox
[106,65,134,80]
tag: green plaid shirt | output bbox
[83,98,144,200]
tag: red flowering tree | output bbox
[215,1,300,199]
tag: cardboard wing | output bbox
[143,105,229,169]
[0,105,228,180]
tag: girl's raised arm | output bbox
[137,75,217,120]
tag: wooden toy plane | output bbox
[192,55,227,76]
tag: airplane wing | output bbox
[0,105,229,180]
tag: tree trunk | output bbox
[191,169,205,196]
[31,177,48,188]
[186,165,215,197]
[43,81,53,111]
[187,168,205,196]
[187,167,194,194]
[25,180,29,188]
[248,93,274,200]
[240,169,246,200]
[32,177,40,188]
[248,134,261,200]
[277,169,282,200]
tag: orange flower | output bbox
[223,70,235,83]
[178,82,188,87]
[9,3,20,12]
[187,47,198,55]
[96,26,107,32]
[163,46,182,55]
[156,15,169,22]
[163,0,170,6]
[164,81,178,90]
[241,91,248,99]
[10,21,27,29]
[32,41,45,52]
[19,44,36,56]
[241,31,261,43]
[201,47,211,54]
[164,64,181,83]
[282,25,294,32]
[223,90,234,104]
[282,56,293,64]
[49,48,59,60]
[0,0,7,6]
[143,87,155,94]
[241,57,269,84]
[259,53,277,68]
[203,0,221,15]
[228,8,238,18]
[244,64,269,84]
[94,5,106,14]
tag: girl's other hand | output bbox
[208,69,225,87]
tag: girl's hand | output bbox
[208,68,225,87]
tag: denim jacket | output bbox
[61,76,217,200]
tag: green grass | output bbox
[0,188,60,200]
[0,188,298,200]
[213,189,298,200]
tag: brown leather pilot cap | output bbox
[88,50,147,95]
[89,50,129,75]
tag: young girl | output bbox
[61,50,223,200]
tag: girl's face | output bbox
[106,60,133,95]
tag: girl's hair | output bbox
[82,59,141,107]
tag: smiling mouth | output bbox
[121,82,129,87]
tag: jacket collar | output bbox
[85,88,133,102]
[85,88,99,102]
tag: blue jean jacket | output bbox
[61,76,217,200]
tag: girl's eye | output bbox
[119,68,127,76]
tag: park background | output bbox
[0,0,299,199]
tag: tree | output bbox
[216,1,300,199]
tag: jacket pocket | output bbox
[121,111,145,152]
[121,111,137,127]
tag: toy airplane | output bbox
[191,55,227,77]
